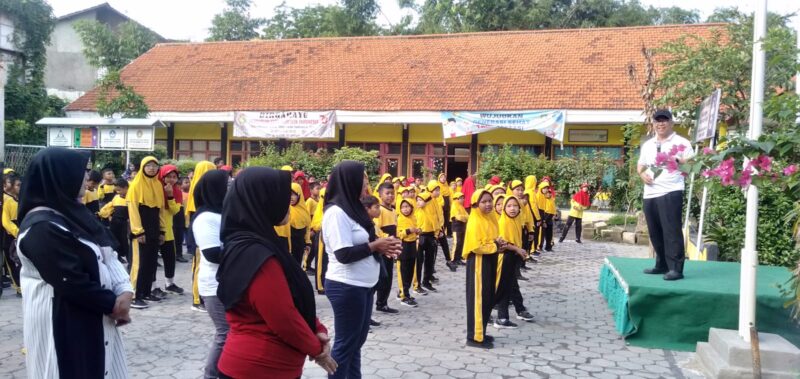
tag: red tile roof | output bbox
[66,23,724,113]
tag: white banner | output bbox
[695,89,721,142]
[126,127,154,150]
[100,127,125,149]
[48,127,72,147]
[233,111,336,139]
[441,110,566,141]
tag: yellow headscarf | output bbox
[310,187,326,232]
[506,179,524,195]
[463,190,499,258]
[450,191,468,222]
[290,182,311,229]
[437,173,451,198]
[493,194,505,221]
[498,196,523,247]
[455,177,463,194]
[280,165,293,171]
[396,198,417,238]
[524,175,538,193]
[185,161,215,216]
[536,181,552,211]
[128,156,164,208]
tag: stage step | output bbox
[696,328,800,379]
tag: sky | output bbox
[49,0,800,42]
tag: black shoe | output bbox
[369,319,381,327]
[446,262,458,272]
[400,298,418,307]
[457,260,466,266]
[143,294,162,302]
[412,287,428,296]
[558,237,564,243]
[575,240,583,244]
[643,267,668,275]
[663,271,684,281]
[466,339,494,349]
[516,274,529,281]
[493,319,518,329]
[516,311,535,322]
[483,334,495,343]
[151,288,167,299]
[317,290,325,295]
[430,275,439,283]
[191,303,207,312]
[165,284,184,294]
[520,265,530,271]
[131,299,149,309]
[376,305,399,314]
[422,283,437,292]
[175,256,189,263]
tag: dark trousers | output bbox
[290,227,307,265]
[437,234,451,263]
[530,221,541,253]
[442,197,451,235]
[315,232,328,293]
[375,256,394,308]
[496,252,525,320]
[452,225,466,262]
[418,233,437,285]
[173,209,186,257]
[643,191,686,273]
[2,233,20,294]
[465,253,497,343]
[306,231,319,271]
[158,240,176,280]
[131,238,159,299]
[110,222,130,266]
[202,295,229,379]
[397,242,416,299]
[326,280,374,379]
[538,213,554,251]
[561,216,583,242]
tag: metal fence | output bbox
[4,144,46,175]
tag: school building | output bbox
[64,23,722,181]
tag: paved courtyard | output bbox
[0,240,706,378]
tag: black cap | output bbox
[653,109,673,121]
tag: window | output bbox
[230,140,269,167]
[176,140,220,162]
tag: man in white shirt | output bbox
[636,109,694,281]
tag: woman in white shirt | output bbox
[192,169,230,379]
[322,161,401,378]
[17,148,133,379]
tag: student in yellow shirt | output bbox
[83,170,102,215]
[413,191,438,294]
[2,173,21,295]
[99,178,131,266]
[464,189,504,349]
[98,168,117,205]
[449,192,469,265]
[560,183,591,244]
[510,180,532,276]
[536,181,557,252]
[304,181,322,273]
[395,198,420,307]
[289,182,312,265]
[128,157,166,309]
[373,183,399,314]
[152,165,185,297]
[494,196,535,329]
[311,187,328,294]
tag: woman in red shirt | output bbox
[215,167,337,378]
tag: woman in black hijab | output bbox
[215,167,336,378]
[16,147,133,378]
[322,161,401,379]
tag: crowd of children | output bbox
[1,158,598,353]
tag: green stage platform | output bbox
[598,257,800,351]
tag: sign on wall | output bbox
[74,127,99,148]
[568,129,608,143]
[48,127,72,147]
[100,127,126,149]
[441,110,565,141]
[233,111,337,139]
[126,127,154,150]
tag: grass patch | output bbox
[606,214,636,226]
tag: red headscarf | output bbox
[489,176,501,185]
[293,170,311,199]
[159,164,183,207]
[572,183,591,207]
[462,175,476,208]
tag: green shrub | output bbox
[606,214,636,226]
[246,142,379,182]
[705,185,800,267]
[161,159,198,177]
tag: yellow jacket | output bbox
[568,199,587,219]
[161,198,181,241]
[2,194,18,238]
[373,204,397,238]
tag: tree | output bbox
[73,20,157,118]
[73,20,158,71]
[654,8,798,133]
[263,3,350,39]
[1,0,56,145]
[207,0,266,41]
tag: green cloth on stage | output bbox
[598,257,800,351]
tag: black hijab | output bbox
[18,147,118,249]
[194,170,229,216]
[216,167,317,332]
[324,160,376,242]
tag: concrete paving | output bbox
[0,240,706,378]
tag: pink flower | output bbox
[701,169,712,178]
[654,152,671,167]
[755,155,773,172]
[666,159,679,173]
[783,164,797,176]
[669,144,687,155]
[703,147,715,155]
[738,170,752,188]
